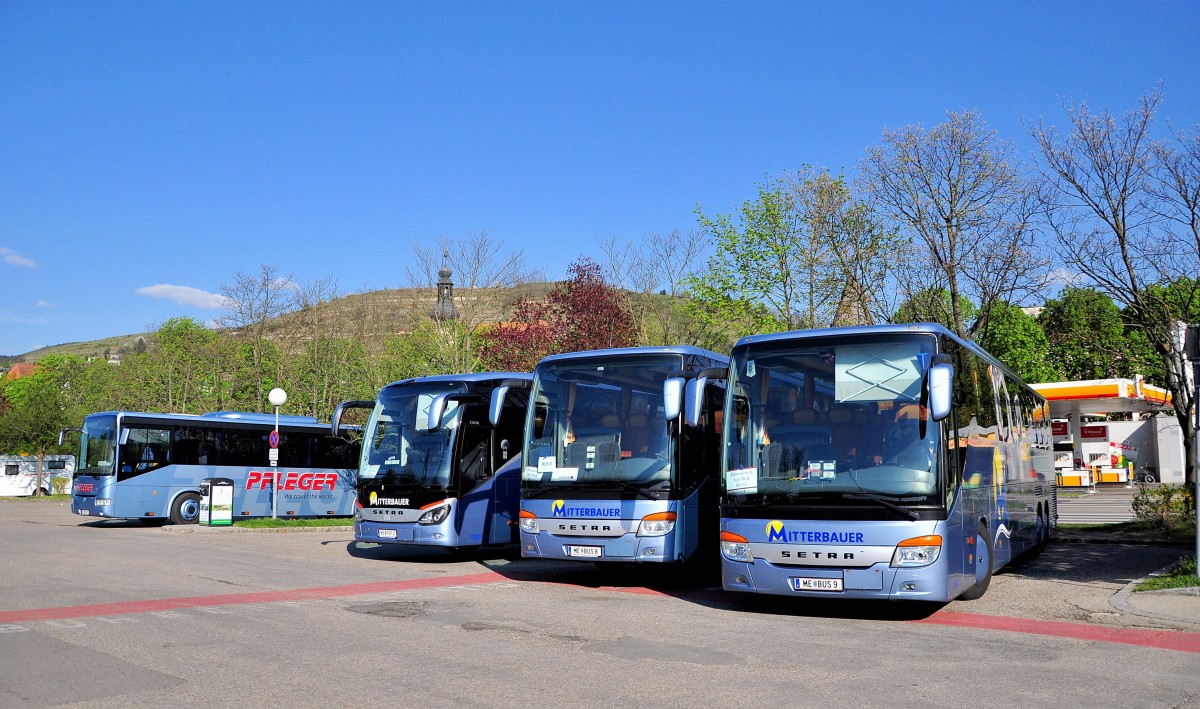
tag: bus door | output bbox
[456,406,501,546]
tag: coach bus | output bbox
[332,373,533,550]
[689,323,1053,602]
[517,347,727,565]
[61,411,358,524]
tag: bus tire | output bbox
[959,522,993,601]
[170,492,201,525]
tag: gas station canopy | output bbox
[1031,378,1174,418]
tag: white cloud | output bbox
[0,310,49,325]
[35,300,56,309]
[135,284,231,309]
[1,247,36,268]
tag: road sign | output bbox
[268,448,279,466]
[269,430,280,449]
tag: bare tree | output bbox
[403,229,531,372]
[860,110,1050,339]
[1031,92,1199,484]
[219,264,297,412]
[599,228,708,345]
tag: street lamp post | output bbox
[268,387,287,520]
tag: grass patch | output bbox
[1136,556,1199,592]
[0,494,73,502]
[1057,519,1196,542]
[232,516,354,528]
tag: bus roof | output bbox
[381,372,533,390]
[731,323,1040,399]
[538,345,727,365]
[87,410,324,427]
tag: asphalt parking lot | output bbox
[2,500,1198,708]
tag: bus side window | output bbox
[123,428,170,473]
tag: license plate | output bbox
[791,577,843,592]
[566,545,602,558]
[78,510,89,516]
[377,529,397,539]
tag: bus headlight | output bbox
[519,510,539,534]
[720,531,752,562]
[891,535,942,567]
[637,511,676,537]
[416,502,450,526]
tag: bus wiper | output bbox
[840,493,919,521]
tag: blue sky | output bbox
[2,2,1197,356]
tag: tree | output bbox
[145,317,226,413]
[976,302,1055,383]
[689,174,835,335]
[1031,91,1200,484]
[0,359,73,493]
[1037,287,1132,380]
[478,258,636,371]
[219,264,297,412]
[894,287,979,330]
[404,229,531,373]
[598,228,708,346]
[861,110,1049,340]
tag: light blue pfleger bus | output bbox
[696,324,1053,601]
[332,373,533,549]
[517,347,727,565]
[63,411,358,524]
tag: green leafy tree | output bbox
[976,302,1055,383]
[1037,287,1131,380]
[894,288,978,330]
[0,359,73,493]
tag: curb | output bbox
[162,524,354,534]
[1109,560,1200,628]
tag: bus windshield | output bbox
[80,414,117,477]
[724,334,940,505]
[523,354,675,491]
[358,382,466,490]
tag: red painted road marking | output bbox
[0,572,505,624]
[5,573,1198,654]
[920,611,1200,653]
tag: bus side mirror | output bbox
[664,377,686,421]
[427,393,453,432]
[58,427,81,447]
[489,386,509,427]
[928,362,953,422]
[331,400,373,436]
[684,376,707,428]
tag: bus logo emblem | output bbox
[766,520,787,542]
[551,500,566,517]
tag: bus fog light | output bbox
[720,531,751,562]
[637,512,677,537]
[891,535,942,568]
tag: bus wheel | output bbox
[959,523,993,601]
[170,493,201,525]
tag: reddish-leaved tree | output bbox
[478,258,635,371]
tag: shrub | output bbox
[1131,483,1193,529]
